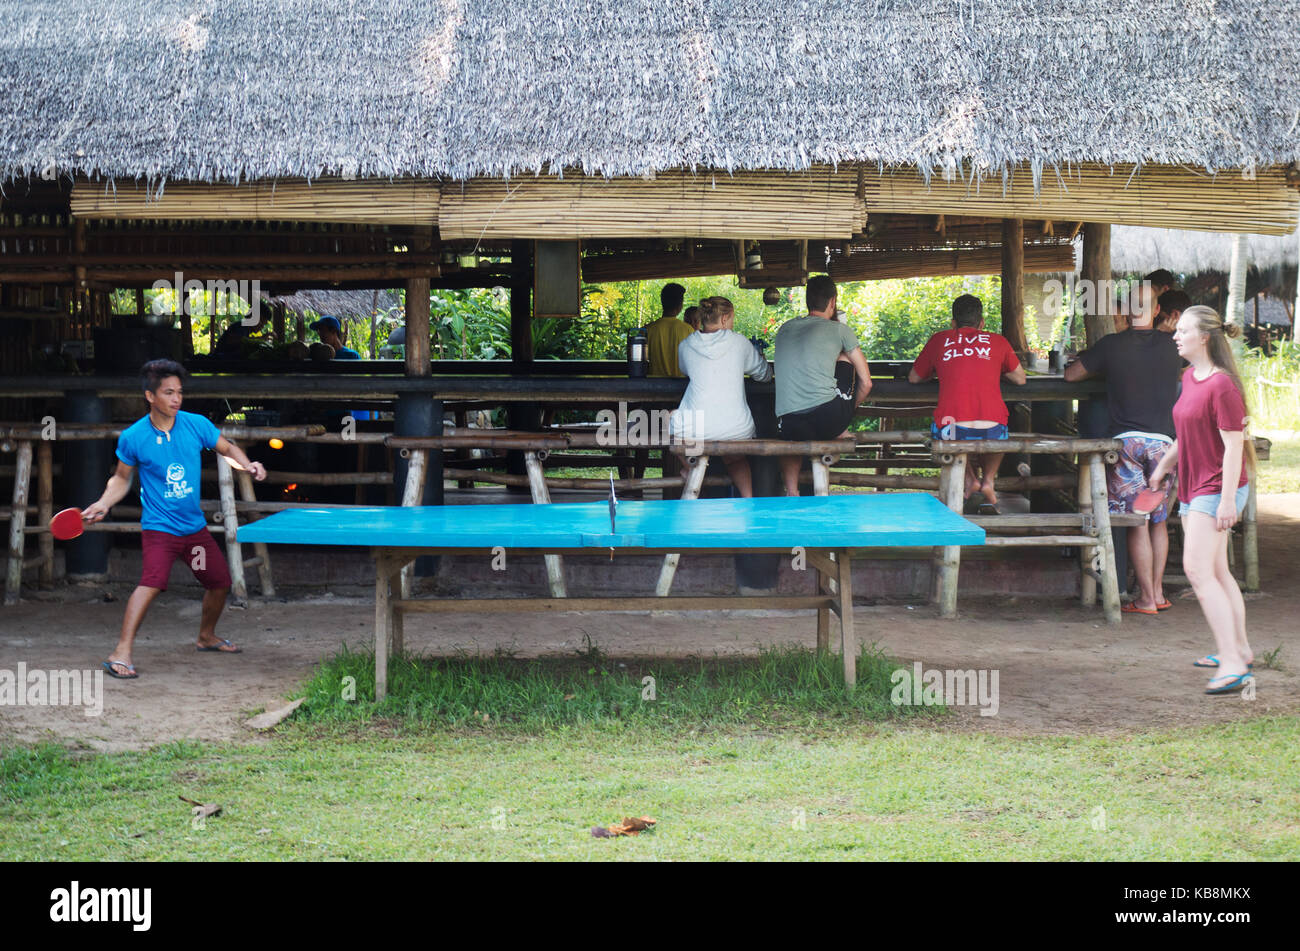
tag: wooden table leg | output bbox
[216,456,248,605]
[374,555,394,702]
[236,469,275,597]
[1088,453,1122,624]
[837,548,856,689]
[1077,457,1097,606]
[931,459,952,603]
[937,453,966,619]
[524,450,567,598]
[655,454,708,596]
[815,551,831,653]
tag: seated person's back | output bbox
[672,297,771,441]
[646,282,693,377]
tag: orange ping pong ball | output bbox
[268,438,284,449]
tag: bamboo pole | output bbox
[5,441,32,605]
[656,457,710,597]
[1089,453,1122,624]
[937,454,966,619]
[524,451,568,598]
[216,457,248,605]
[1077,457,1097,606]
[36,440,53,587]
[236,469,274,597]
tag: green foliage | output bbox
[1239,339,1300,431]
[836,276,1005,360]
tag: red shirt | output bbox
[911,328,1019,426]
[1172,367,1250,503]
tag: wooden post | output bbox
[815,558,831,653]
[810,455,835,496]
[1088,453,1121,623]
[937,453,967,618]
[5,441,32,605]
[395,448,429,655]
[511,240,534,370]
[836,548,856,689]
[1001,219,1027,354]
[932,456,952,604]
[1244,479,1259,592]
[236,470,274,596]
[374,554,394,702]
[1081,223,1112,347]
[216,456,248,604]
[655,454,709,596]
[523,451,568,598]
[1077,457,1097,606]
[405,278,431,375]
[36,440,53,587]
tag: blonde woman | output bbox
[1149,306,1255,695]
[671,296,772,497]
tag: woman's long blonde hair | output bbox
[697,296,734,332]
[1183,304,1257,474]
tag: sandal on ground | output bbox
[1122,603,1158,615]
[102,660,138,680]
[1155,600,1173,611]
[196,638,242,654]
[1193,654,1252,670]
[1205,672,1254,695]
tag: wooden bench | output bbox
[930,436,1124,624]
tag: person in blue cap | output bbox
[310,315,361,359]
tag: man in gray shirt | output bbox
[774,275,872,495]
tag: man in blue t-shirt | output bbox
[83,360,267,679]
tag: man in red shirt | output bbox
[909,295,1026,511]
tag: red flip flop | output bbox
[1155,600,1173,611]
[1122,603,1158,616]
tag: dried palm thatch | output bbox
[265,289,402,318]
[1,1,1297,188]
[1110,227,1299,275]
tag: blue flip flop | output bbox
[1205,672,1254,695]
[102,660,138,679]
[197,639,242,654]
[1193,654,1252,670]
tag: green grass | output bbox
[295,644,943,730]
[1257,434,1300,495]
[3,717,1298,860]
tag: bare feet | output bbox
[979,480,998,507]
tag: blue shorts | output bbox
[931,422,1008,441]
[1185,483,1250,517]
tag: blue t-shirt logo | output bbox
[116,411,220,536]
[164,463,190,500]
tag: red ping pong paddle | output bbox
[49,507,86,540]
[1133,482,1170,516]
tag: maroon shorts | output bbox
[140,528,231,591]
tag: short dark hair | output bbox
[1144,269,1175,288]
[661,283,686,314]
[952,294,983,327]
[805,274,837,313]
[1158,289,1191,316]
[141,358,187,394]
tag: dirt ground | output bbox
[3,495,1298,752]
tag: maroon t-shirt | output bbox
[1172,367,1250,503]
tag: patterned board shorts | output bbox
[1108,436,1174,523]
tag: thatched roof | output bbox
[1111,227,1299,275]
[2,1,1298,186]
[265,289,402,319]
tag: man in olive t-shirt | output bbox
[645,283,693,377]
[773,275,872,495]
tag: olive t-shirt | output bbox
[774,316,862,417]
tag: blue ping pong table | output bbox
[240,493,983,698]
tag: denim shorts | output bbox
[930,422,1009,441]
[1185,483,1250,517]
